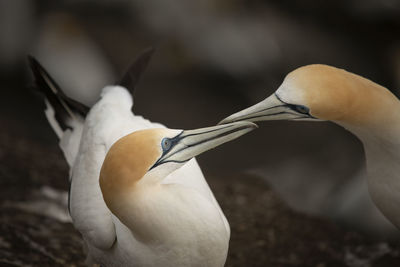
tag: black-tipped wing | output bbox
[118,47,155,96]
[28,56,90,130]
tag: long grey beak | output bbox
[151,121,257,169]
[219,94,312,124]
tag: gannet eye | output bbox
[294,105,309,114]
[161,138,172,151]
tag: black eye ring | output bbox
[161,138,172,151]
[294,105,309,114]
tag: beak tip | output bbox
[240,121,258,130]
[217,117,233,125]
[217,116,258,130]
[229,120,258,131]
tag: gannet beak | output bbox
[150,121,257,169]
[219,93,312,124]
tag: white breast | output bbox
[68,86,229,264]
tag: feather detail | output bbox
[118,47,155,98]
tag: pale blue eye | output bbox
[295,105,309,114]
[161,138,172,151]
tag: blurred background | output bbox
[1,0,400,266]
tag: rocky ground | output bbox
[1,120,400,267]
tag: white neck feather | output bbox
[339,119,400,228]
[114,183,229,266]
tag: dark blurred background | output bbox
[2,0,400,266]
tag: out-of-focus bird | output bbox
[220,64,400,230]
[29,49,256,267]
[32,12,115,106]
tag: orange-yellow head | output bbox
[99,122,256,215]
[220,64,400,129]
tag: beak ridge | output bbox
[151,121,257,169]
[219,94,286,124]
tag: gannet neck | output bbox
[357,130,400,229]
[110,184,229,266]
[334,84,400,145]
[99,132,229,266]
[324,73,400,229]
[98,123,255,266]
[290,65,400,229]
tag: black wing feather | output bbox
[118,47,155,96]
[28,56,90,130]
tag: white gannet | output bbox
[220,64,400,230]
[29,49,256,266]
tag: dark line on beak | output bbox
[154,159,191,165]
[227,105,287,123]
[163,125,251,162]
[181,125,251,150]
[150,131,183,170]
[237,111,294,121]
[180,124,234,139]
[150,125,251,170]
[274,93,286,104]
[156,124,233,163]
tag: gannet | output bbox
[29,49,256,266]
[220,64,400,230]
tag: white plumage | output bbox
[70,86,227,266]
[29,51,255,266]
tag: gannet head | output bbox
[100,121,256,210]
[220,64,400,128]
